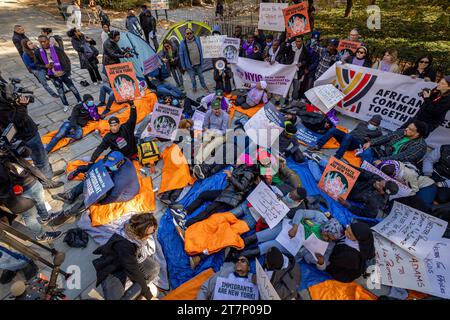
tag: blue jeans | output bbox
[25,133,53,179]
[360,148,377,164]
[21,206,44,238]
[99,85,115,111]
[23,181,49,220]
[230,201,257,230]
[317,128,361,159]
[416,184,438,209]
[51,73,82,106]
[156,82,184,99]
[45,120,83,153]
[0,245,30,272]
[256,221,290,256]
[186,65,207,90]
[32,69,57,97]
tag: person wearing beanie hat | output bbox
[235,80,269,109]
[200,86,231,111]
[45,92,101,153]
[344,45,372,67]
[308,113,383,160]
[278,121,304,163]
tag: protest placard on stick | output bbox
[258,3,288,32]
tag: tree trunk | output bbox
[344,0,353,17]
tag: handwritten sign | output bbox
[200,35,227,59]
[213,276,259,300]
[83,162,114,208]
[282,2,311,39]
[337,40,361,54]
[318,156,360,200]
[275,219,305,256]
[105,62,142,103]
[143,54,162,75]
[255,259,281,300]
[361,161,413,200]
[244,103,284,148]
[423,239,450,299]
[247,181,289,229]
[305,84,344,113]
[303,233,329,261]
[258,3,288,32]
[148,103,183,140]
[221,37,240,64]
[192,110,206,131]
[372,201,448,259]
[150,0,169,10]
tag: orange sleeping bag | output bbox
[184,212,249,256]
[161,268,215,300]
[89,160,156,226]
[308,280,377,300]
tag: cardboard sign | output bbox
[213,276,259,300]
[200,35,227,59]
[148,103,183,140]
[244,102,284,148]
[247,181,290,229]
[105,62,142,103]
[305,84,345,114]
[83,162,114,208]
[192,110,206,131]
[372,201,448,259]
[143,54,162,75]
[275,219,305,256]
[318,156,360,200]
[255,259,281,300]
[258,2,288,32]
[282,2,311,38]
[337,40,361,54]
[150,0,169,10]
[221,37,240,64]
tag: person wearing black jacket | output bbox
[45,94,101,153]
[139,5,158,49]
[89,101,137,163]
[93,213,160,300]
[403,54,436,82]
[102,31,133,66]
[12,25,29,58]
[283,36,311,100]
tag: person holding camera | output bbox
[102,31,133,67]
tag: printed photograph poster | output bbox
[337,40,361,54]
[318,156,360,200]
[221,37,240,64]
[148,103,183,140]
[258,2,288,32]
[200,35,227,59]
[105,62,142,103]
[282,2,311,38]
[143,54,162,75]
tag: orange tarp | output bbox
[158,144,195,195]
[308,280,377,300]
[343,149,362,168]
[90,161,155,227]
[161,268,215,300]
[184,212,249,256]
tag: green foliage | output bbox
[96,0,147,10]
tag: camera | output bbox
[121,46,137,57]
[0,123,25,157]
[0,76,35,104]
[418,88,431,98]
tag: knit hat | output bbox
[320,218,344,240]
[215,89,224,97]
[83,94,94,102]
[211,99,221,110]
[368,115,382,126]
[444,75,450,84]
[311,30,321,40]
[265,247,284,271]
[108,116,120,125]
[259,80,267,89]
[212,25,221,35]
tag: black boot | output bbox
[0,270,17,284]
[243,233,258,247]
[237,247,261,260]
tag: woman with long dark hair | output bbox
[344,45,371,67]
[160,39,184,90]
[403,54,436,82]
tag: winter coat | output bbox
[283,44,311,78]
[179,36,204,70]
[102,38,126,65]
[159,45,181,72]
[214,165,257,207]
[270,255,301,300]
[409,93,450,134]
[71,35,99,69]
[396,161,434,194]
[33,45,72,76]
[349,121,382,143]
[12,31,29,56]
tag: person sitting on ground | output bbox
[235,80,269,110]
[98,83,115,117]
[93,213,160,300]
[148,65,185,99]
[359,119,428,167]
[278,122,304,163]
[200,89,231,112]
[403,54,436,82]
[45,94,101,153]
[196,255,256,300]
[89,101,138,163]
[213,58,233,94]
[337,169,399,218]
[422,144,450,205]
[307,115,382,159]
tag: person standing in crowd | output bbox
[241,34,256,58]
[215,0,224,20]
[139,5,158,49]
[247,43,264,61]
[253,28,266,52]
[179,28,209,93]
[102,31,133,66]
[12,25,29,58]
[34,35,82,112]
[403,54,436,82]
[372,49,400,73]
[97,5,110,27]
[125,10,143,38]
[283,36,311,101]
[302,31,320,93]
[310,38,339,80]
[262,34,274,60]
[67,28,102,85]
[265,39,282,64]
[160,39,184,90]
[348,28,361,43]
[41,28,64,50]
[400,76,450,137]
[67,0,82,30]
[100,24,110,46]
[21,40,59,98]
[344,45,371,67]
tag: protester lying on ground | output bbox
[200,89,231,112]
[93,213,160,300]
[89,101,137,163]
[310,37,339,80]
[337,169,399,218]
[98,83,115,117]
[359,120,428,167]
[277,122,305,163]
[235,81,269,110]
[307,115,382,159]
[45,94,102,153]
[0,245,38,285]
[372,49,400,73]
[196,255,255,300]
[399,76,450,137]
[343,45,371,67]
[422,144,450,204]
[274,156,303,189]
[297,109,335,134]
[148,65,185,99]
[403,54,436,82]
[315,222,375,283]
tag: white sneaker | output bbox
[63,105,70,112]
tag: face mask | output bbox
[282,194,299,208]
[367,124,378,131]
[86,100,94,107]
[109,164,119,171]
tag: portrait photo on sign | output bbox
[288,14,308,36]
[153,115,177,136]
[223,45,238,62]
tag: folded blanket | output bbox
[308,280,377,300]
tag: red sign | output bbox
[105,62,141,103]
[282,2,311,39]
[318,157,360,200]
[337,40,361,54]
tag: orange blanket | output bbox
[184,212,249,256]
[90,161,155,226]
[343,149,362,167]
[161,268,215,300]
[158,144,195,195]
[42,90,157,152]
[308,280,377,300]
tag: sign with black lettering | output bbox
[213,276,258,300]
[83,162,114,208]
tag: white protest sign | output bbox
[305,84,344,114]
[192,110,206,131]
[244,103,284,148]
[303,233,329,261]
[221,37,240,64]
[200,35,227,59]
[275,219,305,256]
[423,239,450,299]
[150,0,169,10]
[148,103,183,140]
[247,181,289,229]
[361,161,412,200]
[258,3,288,32]
[255,259,281,300]
[372,201,448,259]
[213,276,259,300]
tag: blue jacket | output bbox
[22,52,37,70]
[179,36,204,70]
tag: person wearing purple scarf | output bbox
[45,94,101,153]
[242,34,256,58]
